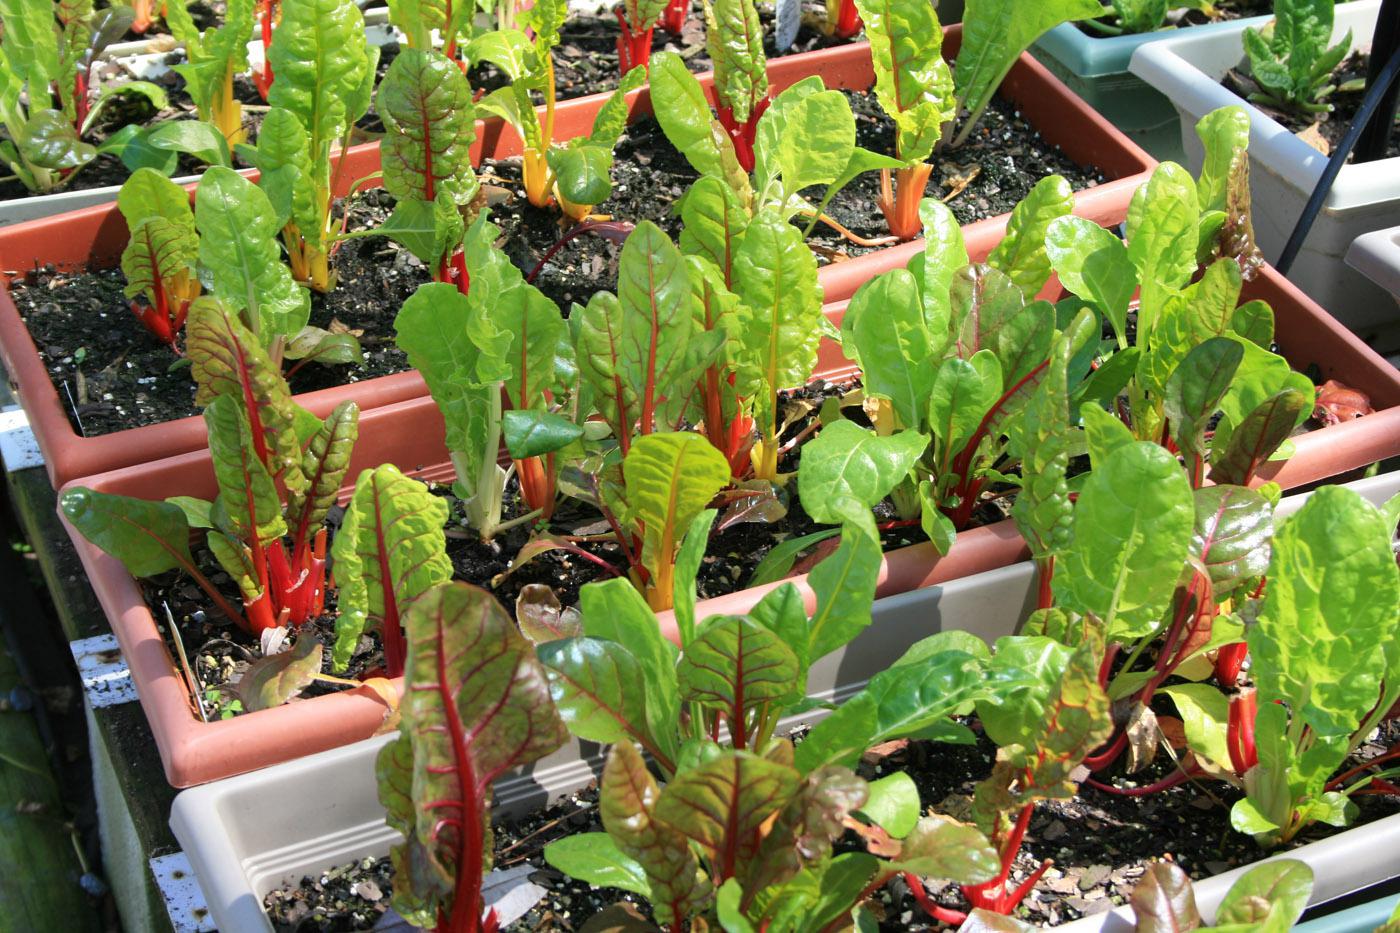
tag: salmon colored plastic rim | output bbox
[57,260,1400,787]
[1,27,1155,488]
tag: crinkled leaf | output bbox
[378,47,478,204]
[797,420,927,525]
[986,174,1074,299]
[854,0,956,162]
[1190,485,1272,594]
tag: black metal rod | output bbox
[1355,0,1400,162]
[1276,42,1400,275]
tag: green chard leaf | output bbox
[986,174,1074,299]
[331,465,453,672]
[377,47,478,204]
[59,488,195,578]
[380,582,568,926]
[194,167,311,345]
[854,0,956,162]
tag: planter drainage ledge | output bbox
[57,262,1400,787]
[1345,226,1400,361]
[169,470,1400,933]
[1,27,1152,489]
[1128,0,1400,338]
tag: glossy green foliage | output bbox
[952,0,1103,146]
[703,0,767,121]
[1129,859,1314,933]
[378,582,568,929]
[837,186,1080,550]
[1243,0,1352,114]
[331,465,453,670]
[970,624,1112,836]
[59,487,197,578]
[118,168,198,312]
[1053,441,1194,640]
[1231,486,1400,845]
[194,167,311,346]
[377,48,478,205]
[853,0,956,162]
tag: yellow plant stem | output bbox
[878,162,934,241]
[645,561,674,612]
[523,57,558,209]
[213,68,246,146]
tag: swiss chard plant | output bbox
[332,464,454,678]
[395,219,574,542]
[240,0,377,293]
[537,512,1007,929]
[60,298,360,636]
[166,0,256,144]
[1160,485,1400,847]
[615,0,667,75]
[363,45,479,292]
[470,0,648,219]
[810,182,1094,553]
[1043,109,1308,492]
[378,582,570,933]
[0,0,165,192]
[118,168,201,349]
[1085,0,1221,37]
[1242,0,1355,115]
[192,165,364,373]
[1126,859,1314,932]
[651,54,904,247]
[900,621,1113,925]
[852,0,1101,238]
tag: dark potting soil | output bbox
[490,87,1104,308]
[261,717,1400,931]
[1225,51,1400,162]
[7,189,431,437]
[1076,0,1274,38]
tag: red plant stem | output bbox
[1215,642,1248,689]
[615,9,654,75]
[1326,746,1400,792]
[515,455,550,513]
[1097,642,1120,691]
[443,0,459,64]
[1036,556,1055,610]
[660,0,686,34]
[944,358,1051,529]
[1086,768,1198,797]
[904,872,968,926]
[73,69,89,133]
[1227,691,1258,775]
[832,0,861,37]
[257,1,275,100]
[716,98,769,174]
[1081,731,1129,773]
[434,604,488,933]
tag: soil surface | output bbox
[1225,52,1400,162]
[9,80,1099,437]
[1076,0,1274,37]
[6,190,430,438]
[261,717,1400,931]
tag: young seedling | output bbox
[166,0,256,145]
[61,298,360,635]
[0,0,165,192]
[1085,0,1222,36]
[471,6,646,220]
[908,622,1113,925]
[395,219,575,541]
[853,0,1101,239]
[540,513,1006,930]
[1127,859,1314,931]
[378,582,569,933]
[1243,0,1356,115]
[1181,487,1400,847]
[118,168,201,349]
[241,0,377,292]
